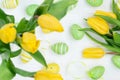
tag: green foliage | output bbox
[48,0,78,20]
[29,51,47,67]
[10,49,22,58]
[0,8,14,27]
[113,32,120,45]
[16,18,37,33]
[112,0,120,20]
[15,68,35,77]
[34,0,54,16]
[0,60,16,80]
[0,41,10,53]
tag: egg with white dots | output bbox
[51,42,69,55]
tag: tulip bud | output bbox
[35,71,63,80]
[87,17,109,35]
[37,14,64,32]
[95,10,117,19]
[0,23,16,44]
[21,32,40,53]
[83,48,105,58]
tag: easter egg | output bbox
[20,50,32,63]
[51,42,69,55]
[67,61,88,78]
[70,24,85,40]
[112,55,120,68]
[86,0,103,7]
[42,63,60,73]
[26,4,39,16]
[88,66,105,79]
[2,0,19,9]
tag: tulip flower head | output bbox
[0,23,16,44]
[37,14,64,32]
[21,32,40,54]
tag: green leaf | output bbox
[48,0,78,20]
[0,41,10,53]
[16,18,28,33]
[113,32,120,45]
[6,15,15,23]
[0,60,16,80]
[97,15,120,27]
[34,0,53,16]
[16,18,37,33]
[0,8,15,27]
[42,0,54,5]
[25,18,37,32]
[112,0,120,20]
[10,49,22,58]
[103,36,120,48]
[85,32,120,54]
[34,4,49,16]
[0,19,6,27]
[1,50,11,60]
[15,68,35,77]
[112,26,120,31]
[29,51,47,67]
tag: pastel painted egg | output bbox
[112,55,120,69]
[20,50,32,63]
[2,0,19,9]
[86,0,103,7]
[67,61,88,78]
[26,4,39,16]
[88,66,105,79]
[71,24,85,40]
[42,63,60,73]
[51,42,69,55]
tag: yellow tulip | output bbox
[87,17,109,35]
[42,28,52,34]
[0,23,16,44]
[34,71,63,80]
[95,10,117,19]
[37,14,64,32]
[21,32,40,54]
[83,48,105,58]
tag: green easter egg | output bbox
[86,0,103,7]
[88,66,105,79]
[71,24,85,40]
[112,55,120,68]
[51,42,69,55]
[26,4,39,16]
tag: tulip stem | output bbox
[15,67,36,77]
[29,30,35,33]
[85,32,120,54]
[16,35,22,45]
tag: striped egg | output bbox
[20,50,32,63]
[51,42,69,55]
[86,0,103,7]
[2,0,19,9]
